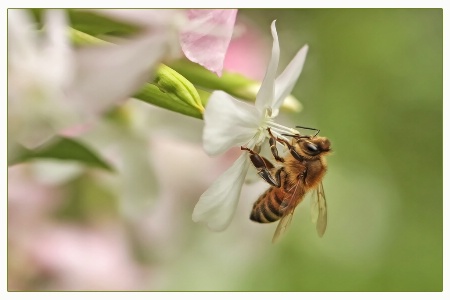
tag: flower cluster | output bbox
[7,9,314,291]
[8,9,309,238]
[8,9,237,150]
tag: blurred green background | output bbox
[236,8,443,291]
[8,8,443,292]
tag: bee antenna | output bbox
[282,133,310,139]
[295,125,320,137]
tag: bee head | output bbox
[300,136,331,156]
[283,134,332,160]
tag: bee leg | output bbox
[268,128,290,146]
[256,166,284,188]
[273,167,284,188]
[267,128,293,162]
[241,146,280,187]
[257,169,280,187]
[289,148,305,162]
[269,137,285,162]
[267,128,305,162]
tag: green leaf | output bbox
[28,9,141,38]
[67,9,142,37]
[9,137,113,171]
[71,28,110,47]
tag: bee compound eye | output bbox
[306,143,318,152]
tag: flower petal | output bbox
[69,33,167,116]
[8,9,38,64]
[255,20,279,112]
[8,9,76,148]
[180,9,237,76]
[273,44,309,110]
[223,19,270,81]
[8,9,72,93]
[203,91,260,156]
[93,9,183,59]
[43,10,73,82]
[192,153,250,231]
[93,9,180,28]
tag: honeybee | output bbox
[241,126,331,243]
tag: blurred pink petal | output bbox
[223,19,270,81]
[59,122,93,137]
[180,9,238,76]
[29,224,145,290]
[8,164,63,225]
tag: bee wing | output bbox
[310,181,327,237]
[272,209,295,243]
[272,180,303,244]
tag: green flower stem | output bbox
[168,59,259,103]
[169,59,303,113]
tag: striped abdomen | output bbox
[250,187,287,223]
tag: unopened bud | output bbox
[155,64,204,113]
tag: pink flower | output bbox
[180,9,238,76]
[7,164,63,229]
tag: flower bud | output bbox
[155,64,204,113]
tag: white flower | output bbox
[8,9,75,148]
[7,9,170,149]
[192,20,309,231]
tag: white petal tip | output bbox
[192,214,229,232]
[191,154,249,234]
[270,20,277,31]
